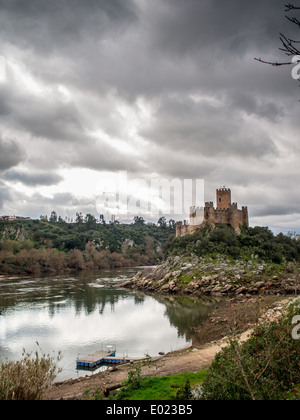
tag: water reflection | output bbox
[0,269,221,381]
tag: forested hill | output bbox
[0,217,175,274]
[1,218,299,276]
[165,225,300,264]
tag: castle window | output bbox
[219,198,221,203]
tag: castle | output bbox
[176,188,249,237]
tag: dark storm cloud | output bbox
[0,0,295,109]
[0,137,24,171]
[0,76,87,143]
[4,169,63,186]
[0,180,11,208]
[62,0,295,100]
[0,0,299,231]
[0,0,292,101]
[252,204,300,218]
[0,0,137,53]
[142,0,281,57]
[140,96,278,158]
[15,97,85,143]
[0,85,11,116]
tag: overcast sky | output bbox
[0,0,299,233]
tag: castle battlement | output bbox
[176,187,249,237]
[217,188,231,192]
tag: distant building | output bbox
[0,215,31,221]
[176,188,249,237]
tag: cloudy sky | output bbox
[0,0,299,233]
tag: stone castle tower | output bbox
[176,187,249,237]
[217,188,231,209]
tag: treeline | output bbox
[0,246,155,275]
[165,225,300,264]
[0,217,175,274]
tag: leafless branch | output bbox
[255,4,300,68]
[254,58,293,66]
[286,15,300,27]
[279,33,300,56]
[285,3,300,12]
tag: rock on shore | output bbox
[121,255,300,297]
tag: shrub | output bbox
[67,249,85,270]
[200,300,300,400]
[165,225,300,263]
[0,346,61,400]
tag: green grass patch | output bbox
[114,371,207,400]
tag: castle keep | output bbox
[176,188,249,237]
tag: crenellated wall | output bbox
[176,188,249,237]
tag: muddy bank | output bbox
[120,256,300,297]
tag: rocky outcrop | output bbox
[121,255,300,297]
[0,226,28,243]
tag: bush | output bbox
[0,345,61,400]
[200,300,300,400]
[67,249,85,270]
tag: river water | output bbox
[0,267,220,382]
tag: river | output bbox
[0,267,221,382]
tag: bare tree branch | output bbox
[254,57,293,66]
[279,33,300,56]
[255,4,300,68]
[285,3,300,12]
[286,15,300,27]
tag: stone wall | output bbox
[176,188,249,237]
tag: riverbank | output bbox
[120,255,300,297]
[0,218,173,275]
[44,294,296,400]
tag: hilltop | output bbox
[121,225,300,297]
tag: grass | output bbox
[113,371,207,400]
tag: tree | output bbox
[85,213,97,229]
[134,216,145,225]
[255,4,300,69]
[99,214,106,225]
[75,212,84,225]
[49,211,57,223]
[157,216,167,229]
[168,219,176,229]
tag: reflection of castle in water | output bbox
[176,187,249,237]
